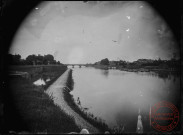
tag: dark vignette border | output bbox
[0,0,182,133]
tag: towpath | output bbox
[46,69,100,133]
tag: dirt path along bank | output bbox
[46,69,100,133]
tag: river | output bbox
[70,67,180,132]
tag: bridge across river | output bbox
[65,64,87,68]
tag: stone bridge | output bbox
[65,64,87,68]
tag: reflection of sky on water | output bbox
[71,67,180,132]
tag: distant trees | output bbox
[138,58,180,69]
[37,54,44,63]
[8,54,21,65]
[8,54,63,65]
[43,54,54,64]
[57,61,61,65]
[118,60,127,67]
[26,54,36,65]
[100,58,109,65]
[94,57,180,70]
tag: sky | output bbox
[9,1,179,64]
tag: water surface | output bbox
[70,67,180,132]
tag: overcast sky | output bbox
[9,1,179,64]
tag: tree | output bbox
[37,54,44,61]
[119,60,127,67]
[57,61,61,65]
[7,54,21,65]
[9,53,62,65]
[100,58,109,65]
[43,54,54,65]
[7,54,13,65]
[44,54,54,61]
[36,54,44,65]
[26,54,36,65]
[13,54,21,65]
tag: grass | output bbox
[63,69,111,133]
[2,65,80,133]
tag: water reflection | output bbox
[71,67,180,132]
[132,71,179,85]
[101,70,109,77]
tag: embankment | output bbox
[63,70,110,133]
[46,69,101,133]
[4,65,79,133]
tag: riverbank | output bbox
[91,64,180,74]
[46,69,105,133]
[119,67,180,73]
[63,70,110,133]
[2,65,80,133]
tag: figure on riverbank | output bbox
[77,97,81,105]
[136,109,143,134]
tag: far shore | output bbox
[89,64,180,74]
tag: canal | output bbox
[70,67,180,132]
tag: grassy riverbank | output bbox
[3,65,80,133]
[64,69,110,133]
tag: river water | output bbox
[70,67,180,132]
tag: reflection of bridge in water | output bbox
[65,64,87,68]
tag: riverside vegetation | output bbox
[3,54,112,133]
[3,65,80,133]
[3,65,111,133]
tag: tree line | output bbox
[95,57,180,69]
[8,54,63,65]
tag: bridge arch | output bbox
[65,64,86,68]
